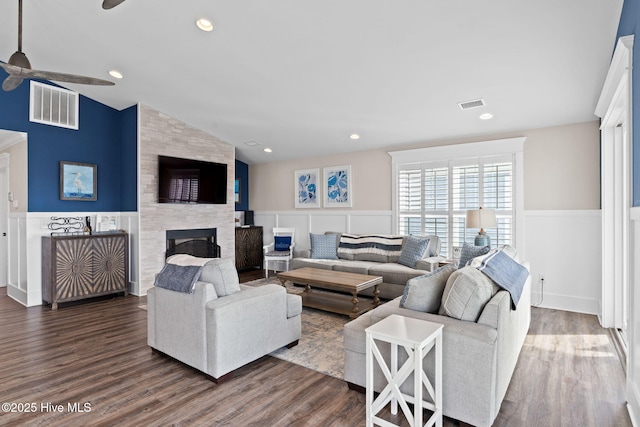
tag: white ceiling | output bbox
[0,0,623,164]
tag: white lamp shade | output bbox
[466,208,497,229]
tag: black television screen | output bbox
[158,155,227,204]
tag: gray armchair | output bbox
[147,256,302,382]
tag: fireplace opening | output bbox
[166,228,220,259]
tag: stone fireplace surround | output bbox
[137,104,235,296]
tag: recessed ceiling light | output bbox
[479,113,494,120]
[263,148,272,153]
[196,18,214,32]
[349,134,360,140]
[108,70,123,79]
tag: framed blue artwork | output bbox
[295,168,320,208]
[60,161,97,201]
[324,165,352,207]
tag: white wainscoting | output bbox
[523,210,602,315]
[254,210,394,253]
[257,209,603,315]
[7,212,27,305]
[14,211,140,307]
[628,207,640,426]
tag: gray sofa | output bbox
[343,262,531,427]
[291,233,444,300]
[147,256,302,382]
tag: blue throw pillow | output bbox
[458,242,490,268]
[397,236,431,268]
[310,233,339,260]
[274,236,292,251]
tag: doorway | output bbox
[595,35,633,351]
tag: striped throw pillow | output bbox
[338,234,404,263]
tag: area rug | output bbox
[243,277,350,379]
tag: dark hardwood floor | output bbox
[0,270,631,426]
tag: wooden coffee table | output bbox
[277,267,383,319]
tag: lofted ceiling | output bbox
[0,0,624,164]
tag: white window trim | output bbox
[389,137,525,256]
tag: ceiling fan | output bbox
[102,0,126,10]
[0,0,118,92]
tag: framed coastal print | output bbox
[294,168,320,208]
[324,165,352,207]
[235,179,241,204]
[60,161,97,201]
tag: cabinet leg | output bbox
[52,302,58,311]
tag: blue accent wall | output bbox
[119,105,138,211]
[617,0,640,205]
[0,73,137,212]
[235,159,249,211]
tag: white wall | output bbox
[629,207,640,425]
[523,210,602,314]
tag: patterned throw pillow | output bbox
[397,236,431,268]
[337,234,404,262]
[458,242,490,268]
[274,236,292,251]
[310,233,339,260]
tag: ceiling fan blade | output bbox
[102,0,126,9]
[0,62,26,91]
[24,68,115,87]
[2,75,24,91]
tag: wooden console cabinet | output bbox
[235,226,263,271]
[42,233,129,310]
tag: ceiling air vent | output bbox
[29,81,79,130]
[458,99,485,110]
[244,140,261,147]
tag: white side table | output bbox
[365,314,443,427]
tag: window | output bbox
[391,138,524,258]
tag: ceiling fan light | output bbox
[8,51,31,69]
[108,70,123,79]
[196,18,214,32]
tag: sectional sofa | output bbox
[343,251,532,427]
[290,232,445,299]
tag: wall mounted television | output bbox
[158,155,227,204]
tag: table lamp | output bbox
[466,207,497,248]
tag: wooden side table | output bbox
[365,314,443,427]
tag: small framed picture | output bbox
[60,161,97,201]
[235,179,241,204]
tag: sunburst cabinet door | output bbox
[55,238,94,299]
[92,236,127,293]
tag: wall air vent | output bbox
[29,81,79,130]
[458,99,485,110]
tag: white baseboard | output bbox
[531,291,599,315]
[628,380,639,427]
[7,284,27,306]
